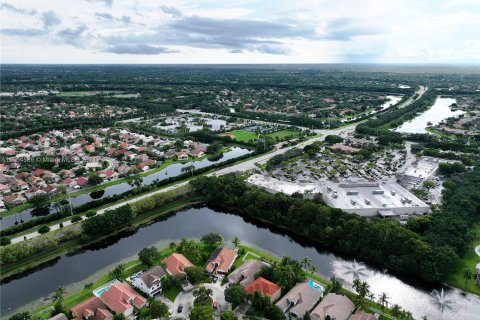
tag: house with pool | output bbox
[132,266,167,297]
[275,280,324,318]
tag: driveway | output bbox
[172,282,227,320]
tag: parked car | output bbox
[177,304,183,313]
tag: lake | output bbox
[1,206,479,319]
[395,97,464,134]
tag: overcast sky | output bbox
[1,0,479,64]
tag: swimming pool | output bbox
[93,280,118,297]
[308,279,325,293]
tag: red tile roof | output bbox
[245,277,281,297]
[70,296,112,320]
[163,253,194,276]
[100,282,146,314]
[205,246,238,273]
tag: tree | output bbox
[57,184,67,195]
[113,314,126,320]
[190,305,214,320]
[52,286,66,304]
[463,268,473,286]
[324,135,343,144]
[110,264,125,280]
[30,194,50,208]
[207,142,222,154]
[88,173,103,185]
[303,312,311,320]
[149,300,170,319]
[251,291,270,310]
[232,237,241,247]
[220,310,238,320]
[181,164,195,177]
[38,225,51,234]
[201,233,223,247]
[8,312,31,320]
[391,304,402,316]
[193,286,213,305]
[378,292,390,309]
[328,276,342,293]
[301,256,312,270]
[264,305,286,320]
[185,266,205,284]
[138,246,159,267]
[224,283,247,308]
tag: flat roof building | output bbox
[319,179,429,217]
[246,174,320,196]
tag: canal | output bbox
[1,206,479,319]
[0,147,251,229]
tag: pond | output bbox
[395,97,464,134]
[1,206,479,319]
[0,147,251,229]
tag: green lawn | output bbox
[446,224,480,296]
[266,130,300,139]
[223,130,258,142]
[164,286,182,302]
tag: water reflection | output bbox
[430,288,455,312]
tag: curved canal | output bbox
[1,206,479,319]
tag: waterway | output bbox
[0,147,250,229]
[1,206,478,319]
[395,97,464,134]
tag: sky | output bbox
[1,0,479,64]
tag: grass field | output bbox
[223,130,258,142]
[446,224,480,296]
[266,130,300,139]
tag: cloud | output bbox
[160,5,181,17]
[86,0,113,7]
[323,17,381,41]
[57,24,88,47]
[103,43,177,55]
[95,12,131,24]
[95,12,114,20]
[0,3,36,15]
[42,10,62,28]
[1,28,46,37]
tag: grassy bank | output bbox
[0,196,203,280]
[445,224,480,296]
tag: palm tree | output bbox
[378,292,390,309]
[391,304,402,317]
[463,269,473,286]
[358,281,371,298]
[232,237,241,247]
[328,276,342,293]
[301,256,312,270]
[352,279,362,293]
[367,292,375,301]
[52,286,66,304]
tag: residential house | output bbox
[44,184,58,195]
[0,184,11,194]
[28,176,46,188]
[117,165,131,176]
[76,177,89,188]
[310,293,355,320]
[133,266,167,297]
[175,151,188,161]
[162,253,194,277]
[100,282,147,317]
[48,313,68,320]
[25,188,47,200]
[276,282,323,318]
[228,260,267,286]
[348,310,377,320]
[137,163,149,172]
[70,296,113,320]
[9,179,29,192]
[245,277,282,302]
[205,243,238,275]
[4,194,26,206]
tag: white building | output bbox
[319,179,430,217]
[133,266,167,297]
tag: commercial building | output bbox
[246,174,320,196]
[319,179,429,217]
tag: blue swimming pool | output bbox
[308,279,325,293]
[94,285,111,297]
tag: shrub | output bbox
[71,215,83,223]
[38,225,51,234]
